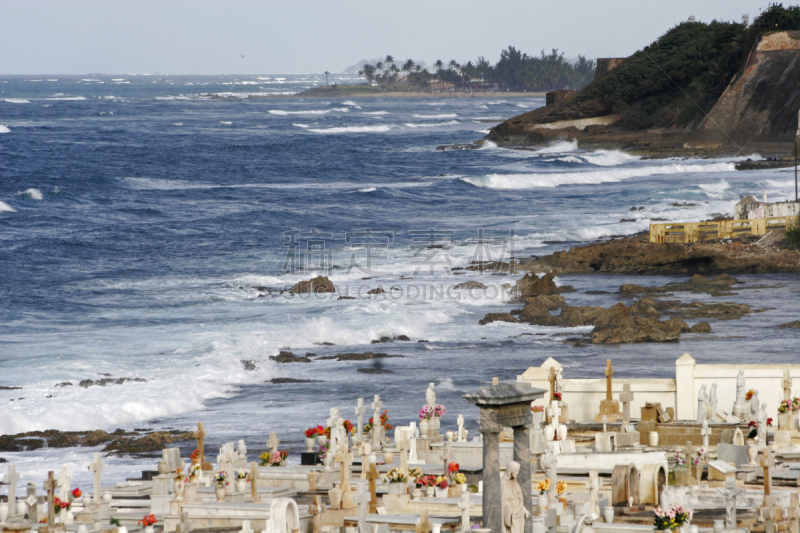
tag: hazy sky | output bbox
[0,0,776,75]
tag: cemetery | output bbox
[5,353,800,533]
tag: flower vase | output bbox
[388,483,407,495]
[435,487,447,499]
[459,483,467,494]
[174,480,185,499]
[305,437,315,452]
[419,418,429,436]
[747,444,758,465]
[322,453,334,470]
[532,411,544,427]
[56,509,64,524]
[16,502,26,517]
[557,424,567,441]
[674,467,687,486]
[215,485,226,502]
[603,506,614,524]
[411,488,422,501]
[351,435,360,447]
[144,526,155,533]
[316,435,328,446]
[537,497,547,515]
[779,413,790,430]
[649,432,659,446]
[185,482,198,502]
[383,450,394,464]
[425,486,435,498]
[544,426,555,441]
[236,479,246,493]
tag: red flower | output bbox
[190,449,199,461]
[748,421,757,428]
[305,427,318,438]
[138,514,157,527]
[448,462,460,473]
[72,488,82,499]
[767,417,774,427]
[554,392,562,401]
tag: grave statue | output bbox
[757,403,768,442]
[708,383,718,420]
[555,368,563,394]
[426,382,436,407]
[750,390,760,424]
[735,370,745,403]
[696,384,708,423]
[501,461,530,533]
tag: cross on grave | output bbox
[335,444,353,492]
[194,422,208,467]
[356,481,370,533]
[545,507,558,533]
[548,366,557,404]
[586,469,600,519]
[57,464,72,502]
[366,462,379,514]
[701,420,710,455]
[762,495,776,533]
[761,447,774,502]
[249,462,259,503]
[371,395,383,450]
[359,442,370,479]
[783,370,793,402]
[267,432,280,454]
[5,463,21,519]
[310,496,322,533]
[458,491,471,533]
[620,383,634,426]
[441,440,452,481]
[416,510,431,533]
[604,359,613,401]
[26,483,38,526]
[90,452,105,503]
[717,478,745,529]
[44,471,57,530]
[355,398,366,440]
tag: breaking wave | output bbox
[307,125,391,134]
[3,98,30,104]
[0,125,10,133]
[0,201,17,213]
[21,188,43,200]
[268,108,349,116]
[412,113,458,119]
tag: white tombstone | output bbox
[58,464,73,502]
[355,398,366,440]
[371,395,383,450]
[701,421,710,455]
[4,463,21,519]
[269,498,300,533]
[267,433,280,455]
[458,491,471,533]
[457,414,466,442]
[90,453,105,503]
[356,481,369,533]
[240,520,253,533]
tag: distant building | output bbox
[735,194,800,220]
[594,58,627,79]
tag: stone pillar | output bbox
[675,353,696,421]
[481,428,502,533]
[513,425,532,533]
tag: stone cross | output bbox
[548,366,557,403]
[441,440,452,482]
[701,420,710,455]
[761,448,774,502]
[44,471,57,529]
[620,383,634,426]
[543,449,557,504]
[90,452,105,503]
[249,462,259,503]
[458,491,471,533]
[359,442,370,479]
[549,400,561,440]
[416,510,431,533]
[4,463,20,519]
[545,507,558,533]
[366,462,379,513]
[194,422,207,466]
[587,469,600,519]
[58,464,72,501]
[604,359,613,401]
[457,414,465,442]
[310,496,322,533]
[355,398,366,439]
[762,495,775,533]
[717,477,745,529]
[684,441,694,474]
[267,432,280,454]
[783,370,792,402]
[336,445,352,492]
[371,395,383,450]
[356,481,369,533]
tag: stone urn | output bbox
[603,506,614,524]
[351,434,360,447]
[537,496,547,515]
[144,527,154,533]
[383,450,394,464]
[649,431,659,446]
[388,482,407,495]
[434,487,448,499]
[425,486,435,498]
[779,412,790,430]
[419,418,429,436]
[305,437,315,452]
[215,485,226,502]
[236,478,246,493]
[185,482,199,502]
[322,453,334,470]
[747,444,758,465]
[411,487,422,501]
[557,424,567,441]
[174,479,186,499]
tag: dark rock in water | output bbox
[735,158,791,171]
[466,260,516,273]
[479,313,519,325]
[318,352,403,361]
[240,359,257,371]
[305,352,317,357]
[103,430,194,455]
[515,271,574,298]
[290,275,335,294]
[418,339,429,343]
[395,335,411,341]
[0,458,6,463]
[79,377,147,388]
[436,143,481,151]
[357,368,394,374]
[269,351,312,363]
[55,382,73,387]
[315,342,336,346]
[0,386,22,391]
[367,287,385,294]
[371,335,410,343]
[690,322,712,333]
[620,218,636,223]
[453,281,486,290]
[668,302,751,320]
[779,320,800,329]
[81,430,113,447]
[269,378,322,384]
[338,296,356,300]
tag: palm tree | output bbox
[385,55,395,67]
[362,64,376,84]
[402,59,415,74]
[324,71,330,86]
[448,59,459,72]
[434,59,443,70]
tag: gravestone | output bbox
[595,359,620,423]
[57,465,72,502]
[356,483,369,533]
[371,395,383,450]
[268,432,280,454]
[194,422,212,470]
[43,471,56,532]
[458,491,471,533]
[611,464,639,508]
[708,460,737,482]
[5,463,21,520]
[355,398,366,440]
[90,453,105,503]
[716,478,745,529]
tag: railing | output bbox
[649,216,794,243]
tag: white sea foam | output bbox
[342,101,361,108]
[219,121,233,125]
[307,125,391,134]
[171,122,183,126]
[293,123,311,128]
[580,150,639,166]
[362,111,389,115]
[534,139,579,154]
[21,188,43,200]
[357,187,377,192]
[698,179,730,198]
[268,108,349,116]
[45,96,86,101]
[0,125,10,133]
[412,113,458,119]
[0,201,17,212]
[461,162,736,189]
[3,98,30,104]
[404,120,459,128]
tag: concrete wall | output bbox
[525,114,621,131]
[518,354,800,423]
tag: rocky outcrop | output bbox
[690,322,712,333]
[453,281,486,290]
[0,428,193,456]
[269,351,312,363]
[479,313,519,325]
[521,235,800,275]
[290,276,335,294]
[103,431,195,455]
[317,352,403,361]
[668,302,751,320]
[269,378,322,384]
[515,271,575,298]
[779,321,800,329]
[357,368,394,374]
[620,274,742,296]
[372,335,410,343]
[78,377,146,388]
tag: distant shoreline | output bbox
[204,90,545,100]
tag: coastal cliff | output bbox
[487,8,800,156]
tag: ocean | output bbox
[1,74,798,490]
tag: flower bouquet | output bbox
[138,514,157,528]
[745,389,754,401]
[54,497,71,513]
[213,471,228,486]
[419,405,434,420]
[537,478,550,495]
[434,475,449,497]
[653,505,692,530]
[532,405,545,413]
[555,481,566,495]
[190,448,200,465]
[409,467,424,484]
[433,404,445,418]
[259,452,271,466]
[71,488,82,499]
[270,450,288,467]
[384,467,408,484]
[779,400,791,414]
[234,469,248,479]
[453,472,467,485]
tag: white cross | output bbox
[620,383,634,426]
[549,400,561,438]
[458,491,471,532]
[355,398,366,439]
[249,462,259,503]
[371,395,382,449]
[4,463,20,518]
[267,432,280,454]
[57,464,73,501]
[90,452,105,503]
[356,482,370,533]
[545,507,558,533]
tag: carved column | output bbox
[481,428,502,533]
[513,425,532,533]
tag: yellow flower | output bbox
[556,481,567,495]
[537,478,550,494]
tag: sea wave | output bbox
[45,96,87,101]
[3,98,30,104]
[404,120,459,128]
[362,111,389,115]
[268,108,349,116]
[0,125,10,133]
[460,162,736,189]
[307,125,391,134]
[21,188,43,200]
[0,201,17,213]
[412,113,458,119]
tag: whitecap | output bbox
[0,125,10,133]
[293,123,311,128]
[412,113,458,119]
[404,120,459,128]
[357,187,377,192]
[362,111,389,115]
[45,96,86,101]
[268,108,348,116]
[0,201,17,213]
[342,100,362,108]
[307,125,391,134]
[21,188,43,200]
[219,121,233,125]
[172,122,183,126]
[3,98,30,104]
